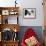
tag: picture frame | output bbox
[9,10,18,15]
[23,8,36,19]
[2,10,9,15]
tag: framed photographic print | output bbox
[2,10,9,15]
[23,8,36,19]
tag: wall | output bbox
[0,0,15,7]
[0,0,44,26]
[19,0,44,26]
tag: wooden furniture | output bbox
[43,0,46,46]
[0,7,19,24]
[0,41,2,46]
[2,41,19,46]
[43,0,46,27]
[0,7,20,46]
[44,29,46,46]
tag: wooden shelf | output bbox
[0,7,20,46]
[2,40,19,42]
[0,7,19,15]
[0,24,20,32]
[1,40,19,46]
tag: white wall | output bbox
[0,0,44,26]
[19,0,44,26]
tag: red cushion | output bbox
[21,28,41,46]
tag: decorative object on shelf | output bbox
[2,16,8,24]
[14,28,17,32]
[23,8,36,19]
[13,32,18,41]
[5,18,8,24]
[2,28,13,41]
[15,0,17,7]
[13,28,18,41]
[9,9,18,15]
[2,10,9,15]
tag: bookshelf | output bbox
[0,7,20,46]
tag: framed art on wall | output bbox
[23,8,36,19]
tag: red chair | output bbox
[21,28,41,46]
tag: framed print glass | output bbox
[2,10,9,15]
[23,8,36,19]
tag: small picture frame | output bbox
[23,8,36,19]
[2,10,9,15]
